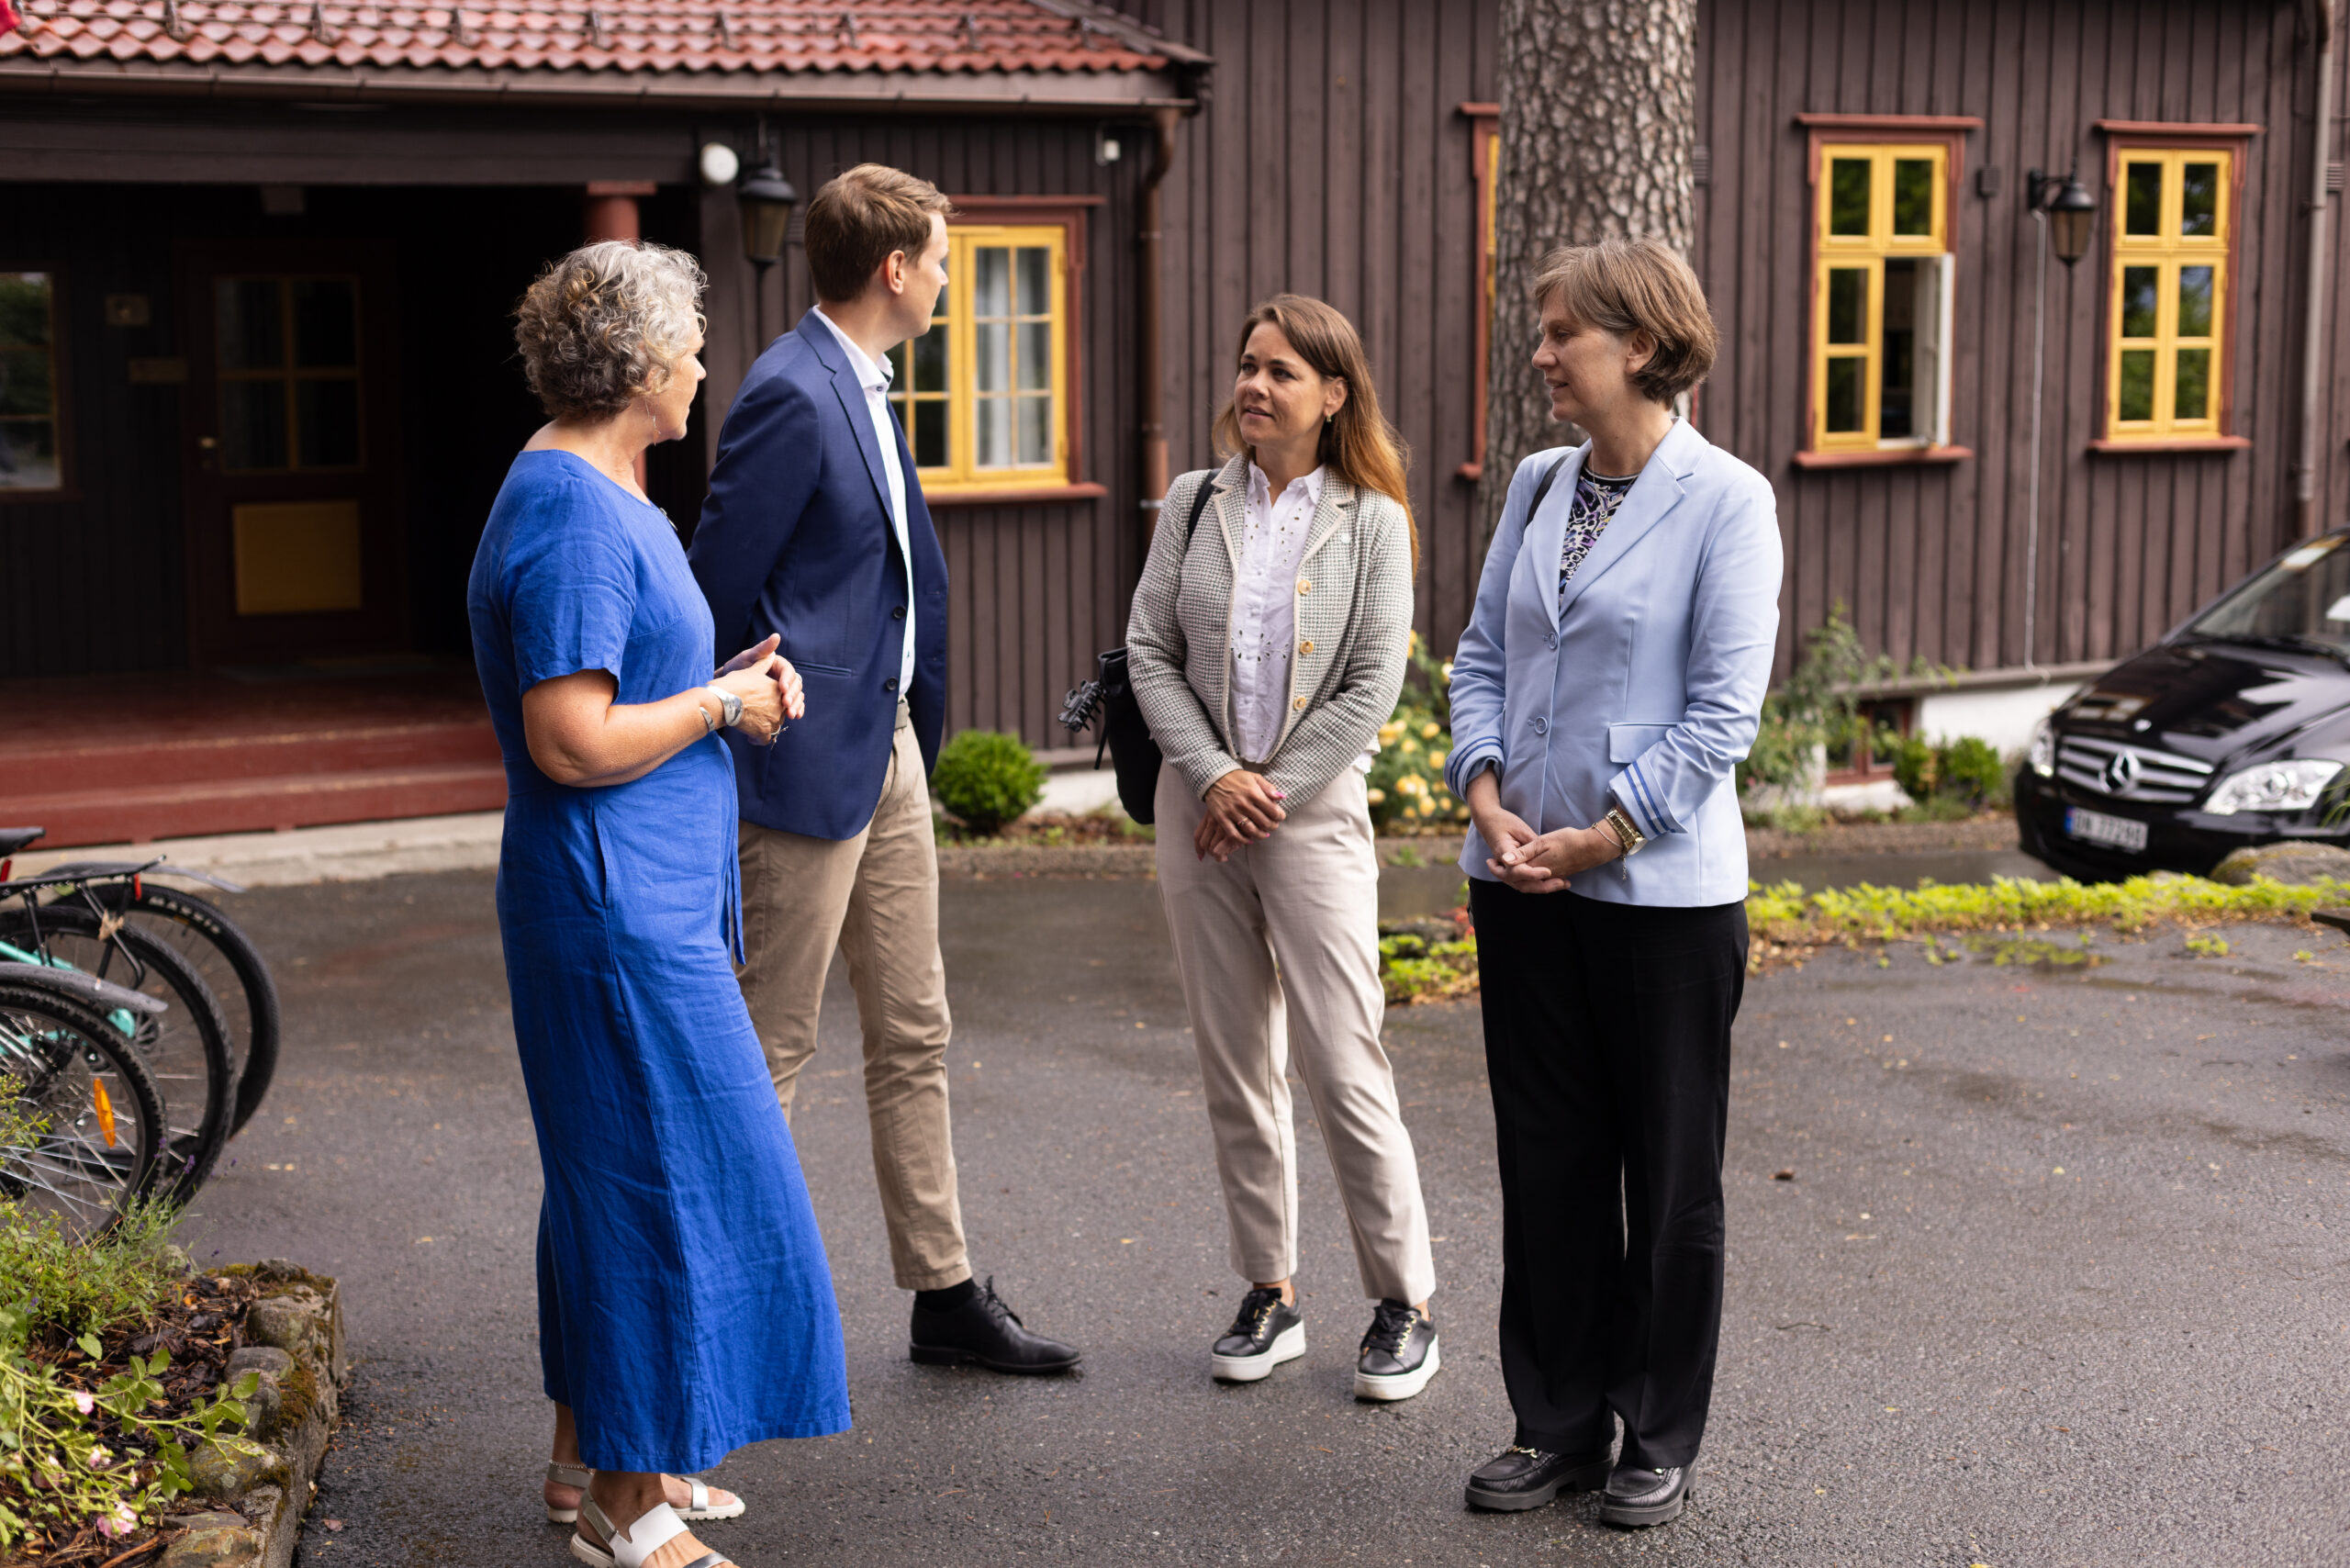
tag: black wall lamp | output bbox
[2028,168,2098,265]
[738,162,800,267]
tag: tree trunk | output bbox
[1479,0,1698,545]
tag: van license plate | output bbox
[2065,807,2147,854]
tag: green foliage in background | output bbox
[1368,632,1472,833]
[932,730,1047,838]
[1891,733,2012,814]
[1739,607,1953,803]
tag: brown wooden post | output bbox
[1137,106,1182,535]
[585,181,657,487]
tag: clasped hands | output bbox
[1195,768,1288,862]
[713,633,806,745]
[1464,769,1621,894]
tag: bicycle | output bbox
[0,965,168,1238]
[0,827,281,1139]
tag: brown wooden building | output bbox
[1,0,2342,842]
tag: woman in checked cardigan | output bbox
[1125,294,1438,1402]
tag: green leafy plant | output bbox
[1892,733,2011,815]
[1740,609,1953,814]
[931,730,1047,838]
[1369,633,1472,833]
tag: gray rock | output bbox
[2209,841,2350,887]
[241,1294,320,1357]
[161,1515,263,1568]
[225,1347,294,1380]
[188,1437,285,1499]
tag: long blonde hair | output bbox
[1212,294,1417,571]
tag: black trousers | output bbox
[1469,879,1748,1470]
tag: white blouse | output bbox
[1228,462,1325,765]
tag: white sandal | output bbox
[571,1496,735,1568]
[546,1462,746,1525]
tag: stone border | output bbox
[162,1262,348,1568]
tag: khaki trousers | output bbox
[736,700,968,1292]
[1155,765,1437,1305]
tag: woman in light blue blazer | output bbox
[1445,238,1781,1528]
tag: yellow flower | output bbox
[1417,797,1437,815]
[1440,661,1454,680]
[1420,721,1441,739]
[1400,736,1419,753]
[1398,775,1426,796]
[1429,750,1449,772]
[1366,788,1387,805]
[1379,721,1405,745]
[1408,629,1422,651]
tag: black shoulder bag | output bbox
[1057,477,1218,824]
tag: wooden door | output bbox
[179,240,405,665]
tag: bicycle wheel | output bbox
[112,884,281,1137]
[0,979,166,1238]
[0,905,236,1201]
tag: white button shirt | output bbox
[1228,463,1326,765]
[814,308,918,696]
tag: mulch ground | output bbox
[9,1272,267,1568]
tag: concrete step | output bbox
[4,760,509,848]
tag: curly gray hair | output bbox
[514,241,707,421]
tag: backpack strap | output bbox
[1181,469,1216,544]
[1524,450,1572,521]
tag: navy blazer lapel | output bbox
[800,310,896,525]
[1552,420,1704,627]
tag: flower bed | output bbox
[1373,873,2350,1002]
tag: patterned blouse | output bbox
[1558,468,1639,611]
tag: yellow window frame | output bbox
[2105,148,2231,441]
[891,223,1069,495]
[1810,143,1949,453]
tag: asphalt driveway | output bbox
[174,870,2350,1567]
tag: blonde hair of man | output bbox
[802,163,957,306]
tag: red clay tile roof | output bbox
[0,0,1203,79]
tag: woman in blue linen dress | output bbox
[469,241,848,1568]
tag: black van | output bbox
[2013,529,2350,882]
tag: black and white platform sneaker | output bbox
[1352,1298,1439,1401]
[1210,1286,1305,1382]
[1599,1462,1694,1527]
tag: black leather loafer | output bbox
[1599,1462,1693,1527]
[1462,1445,1613,1512]
[909,1276,1080,1374]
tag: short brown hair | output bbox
[514,241,705,421]
[1531,237,1718,404]
[802,163,957,304]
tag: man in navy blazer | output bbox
[689,163,1077,1374]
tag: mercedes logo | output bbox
[2100,750,2142,795]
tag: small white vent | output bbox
[1693,145,1711,187]
[2329,161,2345,194]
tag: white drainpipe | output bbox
[2298,0,2337,539]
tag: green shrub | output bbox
[1939,736,2007,808]
[1740,609,1955,799]
[0,1201,183,1346]
[931,730,1046,838]
[1889,733,2009,814]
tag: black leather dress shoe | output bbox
[1599,1462,1693,1527]
[1462,1445,1613,1512]
[909,1277,1080,1374]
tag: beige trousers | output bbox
[1155,765,1437,1305]
[736,700,968,1292]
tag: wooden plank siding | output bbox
[1137,0,1502,663]
[684,113,1150,750]
[1696,0,2350,680]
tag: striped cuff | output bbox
[1608,758,1675,838]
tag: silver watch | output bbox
[706,685,744,729]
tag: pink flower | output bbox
[95,1504,135,1538]
[70,1391,94,1416]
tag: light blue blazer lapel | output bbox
[1552,420,1701,628]
[1522,445,1586,632]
